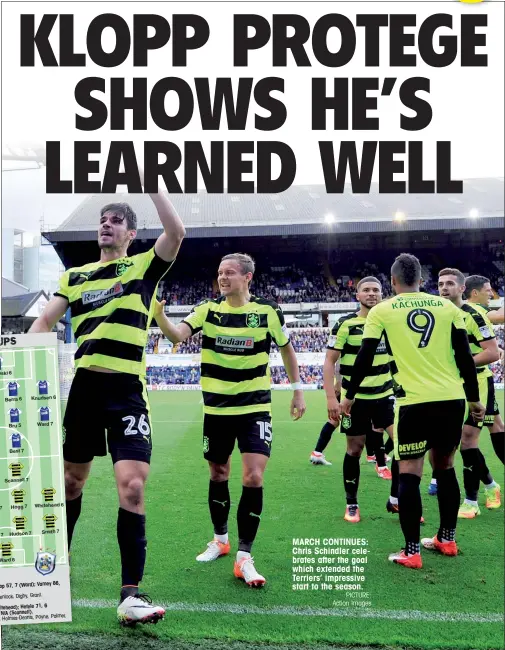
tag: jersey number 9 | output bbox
[407,309,435,348]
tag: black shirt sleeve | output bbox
[451,325,479,402]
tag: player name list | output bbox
[0,565,70,623]
[291,537,371,607]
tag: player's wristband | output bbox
[291,382,302,391]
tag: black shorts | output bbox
[203,412,272,464]
[341,396,395,437]
[484,376,500,426]
[63,368,152,465]
[394,399,466,461]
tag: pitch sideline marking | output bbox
[72,599,503,624]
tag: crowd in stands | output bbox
[491,360,504,384]
[271,328,329,353]
[146,360,503,386]
[156,246,504,307]
[146,324,504,386]
[270,365,323,385]
[159,277,214,307]
[147,365,200,385]
[146,332,164,354]
[146,364,324,386]
[174,332,203,354]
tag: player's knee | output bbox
[120,477,145,508]
[347,439,365,457]
[243,469,264,487]
[461,428,479,449]
[210,464,230,481]
[65,472,86,499]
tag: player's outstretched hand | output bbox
[327,396,340,424]
[154,299,166,318]
[291,393,306,421]
[340,397,354,416]
[469,401,486,423]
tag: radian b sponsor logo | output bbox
[215,335,254,350]
[82,282,123,305]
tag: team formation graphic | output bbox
[0,334,71,625]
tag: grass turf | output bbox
[2,390,503,650]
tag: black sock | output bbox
[390,457,399,499]
[237,486,263,552]
[436,467,460,541]
[65,493,82,550]
[490,431,505,464]
[398,473,422,554]
[315,422,336,453]
[343,453,360,505]
[117,508,146,596]
[209,480,230,535]
[384,437,394,456]
[365,430,377,456]
[374,433,386,467]
[461,448,480,502]
[120,586,140,602]
[477,449,494,486]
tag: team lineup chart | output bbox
[0,334,71,625]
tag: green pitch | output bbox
[3,391,504,650]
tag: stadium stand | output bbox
[34,179,502,395]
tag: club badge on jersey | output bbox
[246,313,261,328]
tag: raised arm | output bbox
[487,306,504,325]
[29,296,68,333]
[139,169,186,263]
[153,300,192,344]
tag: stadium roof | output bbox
[1,290,49,318]
[44,178,504,242]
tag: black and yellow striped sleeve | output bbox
[54,270,70,300]
[182,300,211,334]
[268,304,289,347]
[332,319,350,351]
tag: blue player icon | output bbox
[39,406,51,422]
[10,433,22,449]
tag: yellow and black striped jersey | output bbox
[182,296,290,416]
[461,303,495,379]
[328,312,393,400]
[55,247,172,375]
[364,293,467,406]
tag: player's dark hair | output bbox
[391,253,421,287]
[465,275,490,297]
[221,253,255,278]
[438,268,466,286]
[357,276,381,290]
[100,203,137,230]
